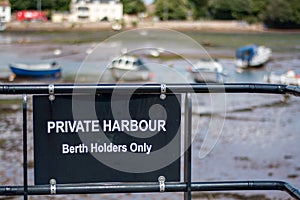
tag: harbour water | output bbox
[0,29,300,199]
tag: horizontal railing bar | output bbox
[0,181,299,199]
[0,83,299,96]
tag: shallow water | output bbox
[0,30,299,84]
[0,30,300,199]
[0,94,299,200]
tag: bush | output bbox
[263,0,300,28]
[155,0,188,20]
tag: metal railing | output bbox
[0,83,300,200]
[1,83,299,95]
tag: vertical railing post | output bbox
[22,94,28,200]
[184,93,192,200]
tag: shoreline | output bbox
[3,20,300,33]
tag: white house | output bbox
[0,0,11,22]
[70,0,123,22]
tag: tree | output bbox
[53,0,71,11]
[188,0,208,19]
[9,0,71,12]
[230,0,250,20]
[247,0,267,22]
[121,0,146,15]
[154,0,188,20]
[208,0,267,23]
[208,0,233,20]
[263,0,300,28]
[9,0,35,11]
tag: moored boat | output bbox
[187,58,225,83]
[235,45,272,68]
[111,22,122,31]
[109,55,153,81]
[265,70,300,86]
[9,62,62,77]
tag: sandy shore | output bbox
[4,20,266,33]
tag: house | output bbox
[70,0,123,22]
[0,0,11,22]
[52,12,70,23]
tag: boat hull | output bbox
[189,59,224,83]
[191,70,224,83]
[10,65,61,77]
[266,72,300,86]
[110,68,150,81]
[235,46,272,69]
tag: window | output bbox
[78,7,89,12]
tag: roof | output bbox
[235,44,257,59]
[0,0,10,7]
[237,44,257,51]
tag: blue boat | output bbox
[9,62,61,77]
[235,45,272,68]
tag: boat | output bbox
[265,70,300,86]
[187,58,225,83]
[9,62,61,77]
[109,55,153,81]
[235,45,272,68]
[111,22,122,31]
[149,48,165,57]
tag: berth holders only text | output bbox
[62,142,153,155]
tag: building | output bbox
[70,0,123,22]
[52,12,70,23]
[0,0,11,22]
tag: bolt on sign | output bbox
[33,93,181,184]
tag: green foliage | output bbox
[121,0,146,15]
[208,0,267,23]
[188,0,208,19]
[263,0,300,28]
[248,0,267,22]
[230,0,250,20]
[9,0,71,12]
[52,0,71,11]
[8,0,300,28]
[208,0,232,19]
[9,0,35,11]
[155,0,188,20]
[131,20,138,27]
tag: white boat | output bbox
[149,48,165,57]
[109,55,153,81]
[265,70,300,86]
[111,22,122,31]
[235,45,272,68]
[187,58,225,83]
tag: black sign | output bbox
[33,93,181,184]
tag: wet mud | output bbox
[0,31,300,199]
[0,93,299,199]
